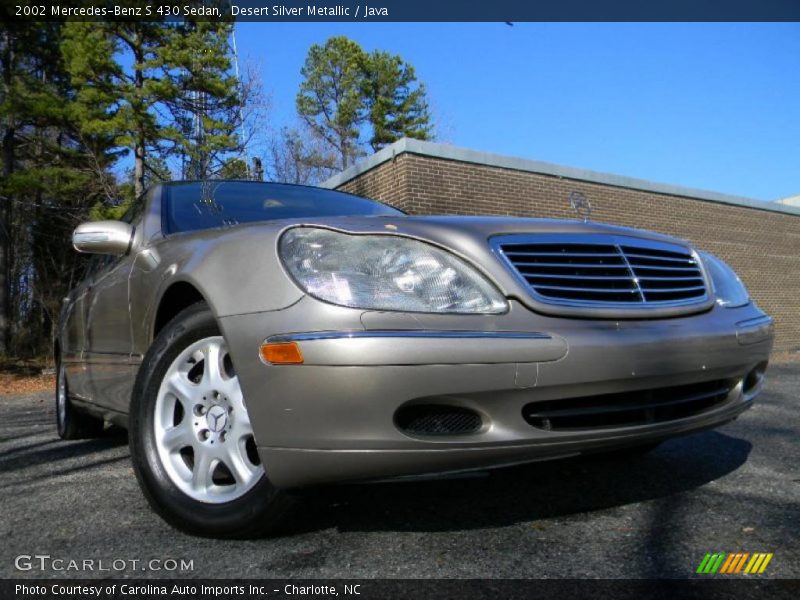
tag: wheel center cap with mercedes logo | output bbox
[206,405,228,432]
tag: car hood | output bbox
[285,214,686,245]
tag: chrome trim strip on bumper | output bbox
[267,330,552,343]
[263,330,566,366]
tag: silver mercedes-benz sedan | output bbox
[57,180,774,537]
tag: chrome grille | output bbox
[495,234,708,307]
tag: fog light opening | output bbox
[395,405,483,436]
[744,361,768,394]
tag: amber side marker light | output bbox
[260,342,304,365]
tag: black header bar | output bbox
[5,0,800,23]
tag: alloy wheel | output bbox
[153,336,263,503]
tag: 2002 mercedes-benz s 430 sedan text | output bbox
[57,181,774,537]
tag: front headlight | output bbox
[279,227,508,314]
[700,252,750,308]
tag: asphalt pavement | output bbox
[1,362,797,580]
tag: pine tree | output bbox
[0,21,117,355]
[161,20,248,180]
[62,22,174,199]
[0,17,250,356]
[363,50,432,151]
[296,36,368,170]
[62,19,245,197]
[296,36,434,170]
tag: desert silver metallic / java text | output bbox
[154,336,263,504]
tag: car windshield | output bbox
[164,181,403,233]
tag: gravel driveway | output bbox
[1,362,797,580]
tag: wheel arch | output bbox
[152,280,209,341]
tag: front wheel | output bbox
[129,303,292,538]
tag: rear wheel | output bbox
[129,302,292,538]
[56,358,104,440]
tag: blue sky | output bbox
[235,22,799,202]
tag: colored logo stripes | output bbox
[696,553,773,574]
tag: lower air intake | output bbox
[523,379,736,431]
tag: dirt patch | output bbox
[0,373,54,395]
[0,359,55,396]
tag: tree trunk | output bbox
[0,135,12,355]
[133,31,145,198]
[0,28,15,354]
[134,138,145,199]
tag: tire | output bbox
[56,357,104,440]
[129,302,292,538]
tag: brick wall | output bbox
[336,149,800,352]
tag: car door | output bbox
[59,257,98,401]
[83,201,144,414]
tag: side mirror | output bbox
[72,221,134,255]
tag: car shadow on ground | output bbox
[0,425,128,475]
[285,430,751,534]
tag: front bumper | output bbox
[220,299,773,489]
